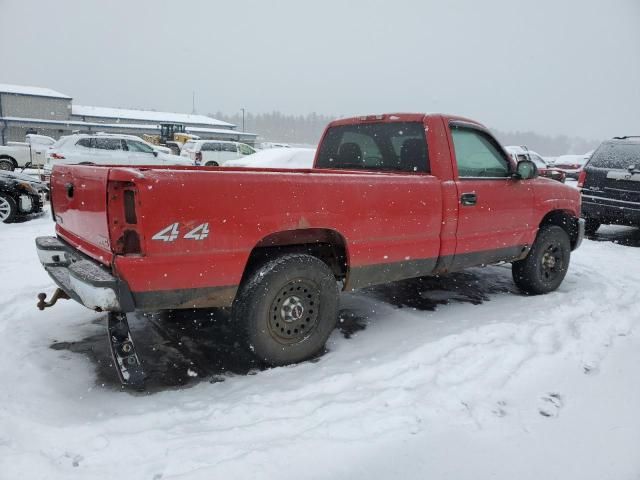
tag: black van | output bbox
[579,137,640,234]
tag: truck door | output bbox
[448,122,534,270]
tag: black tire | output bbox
[232,254,338,366]
[0,194,18,223]
[0,159,15,171]
[512,225,571,295]
[584,218,601,235]
[205,161,219,167]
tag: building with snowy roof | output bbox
[0,83,257,145]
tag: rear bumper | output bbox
[36,236,135,312]
[582,195,640,226]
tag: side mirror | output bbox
[152,151,159,157]
[513,159,537,180]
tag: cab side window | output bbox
[239,144,255,155]
[125,140,154,153]
[222,143,237,153]
[94,138,123,151]
[451,127,510,178]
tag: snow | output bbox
[1,212,639,479]
[0,83,71,99]
[226,147,316,168]
[72,105,234,128]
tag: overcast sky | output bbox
[1,0,638,139]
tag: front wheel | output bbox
[512,225,571,295]
[0,195,17,223]
[205,161,219,167]
[232,254,338,366]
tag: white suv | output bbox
[181,140,256,166]
[44,134,193,176]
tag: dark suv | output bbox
[579,136,640,234]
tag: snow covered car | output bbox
[0,170,48,222]
[0,134,56,170]
[579,136,640,234]
[505,146,565,182]
[42,134,193,180]
[181,140,256,166]
[548,152,592,179]
[225,147,316,168]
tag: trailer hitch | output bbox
[107,312,146,389]
[37,289,70,310]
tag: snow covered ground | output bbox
[1,210,639,479]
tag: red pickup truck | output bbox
[36,113,584,387]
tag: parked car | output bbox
[42,133,193,181]
[549,152,592,179]
[181,140,256,166]
[579,136,640,234]
[0,170,48,222]
[225,147,316,169]
[0,134,56,170]
[35,113,583,388]
[505,146,566,182]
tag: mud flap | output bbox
[107,312,145,389]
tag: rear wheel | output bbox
[232,254,338,366]
[512,225,571,294]
[0,159,14,171]
[205,161,219,167]
[584,218,601,235]
[0,195,17,223]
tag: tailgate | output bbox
[584,166,640,204]
[51,165,113,264]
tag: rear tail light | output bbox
[577,170,587,188]
[107,181,142,255]
[50,152,65,159]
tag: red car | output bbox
[505,146,566,182]
[36,113,583,387]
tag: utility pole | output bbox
[192,91,196,114]
[241,107,245,132]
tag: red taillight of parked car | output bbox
[577,170,587,188]
[195,152,202,164]
[50,152,65,159]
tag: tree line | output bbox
[212,111,599,156]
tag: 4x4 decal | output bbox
[152,223,209,242]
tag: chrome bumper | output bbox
[35,236,133,312]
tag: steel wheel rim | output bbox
[0,197,11,221]
[540,244,563,281]
[0,162,11,171]
[268,279,320,344]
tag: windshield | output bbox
[589,142,640,169]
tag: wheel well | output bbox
[0,155,17,167]
[242,229,348,283]
[540,210,580,249]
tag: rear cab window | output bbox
[315,121,429,173]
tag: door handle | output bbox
[460,192,477,206]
